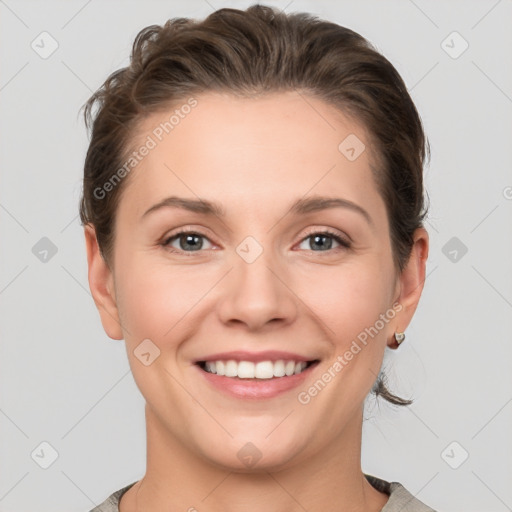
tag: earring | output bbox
[394,332,405,345]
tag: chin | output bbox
[196,432,309,474]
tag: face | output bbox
[86,90,428,472]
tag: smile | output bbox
[195,358,320,400]
[197,359,318,379]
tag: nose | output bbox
[216,246,298,332]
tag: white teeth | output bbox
[224,360,238,377]
[295,362,306,375]
[255,361,274,379]
[216,361,225,376]
[238,361,255,379]
[202,359,311,379]
[273,360,285,377]
[285,360,296,376]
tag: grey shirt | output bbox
[89,473,438,511]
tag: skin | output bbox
[85,90,429,512]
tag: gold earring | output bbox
[394,332,405,345]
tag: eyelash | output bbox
[161,227,351,255]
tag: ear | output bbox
[388,227,429,349]
[84,224,124,340]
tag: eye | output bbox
[162,229,214,253]
[161,228,351,255]
[297,229,351,252]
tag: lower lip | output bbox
[196,362,319,399]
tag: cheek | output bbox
[295,258,395,343]
[114,255,215,345]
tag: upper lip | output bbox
[194,350,319,364]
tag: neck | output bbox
[121,404,388,512]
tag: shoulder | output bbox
[364,473,439,512]
[88,481,137,512]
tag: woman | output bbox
[81,4,435,511]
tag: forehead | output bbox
[120,90,383,220]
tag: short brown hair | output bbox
[79,4,430,407]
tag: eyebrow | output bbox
[142,195,373,226]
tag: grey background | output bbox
[1,0,511,510]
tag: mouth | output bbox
[194,357,321,400]
[196,359,320,379]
